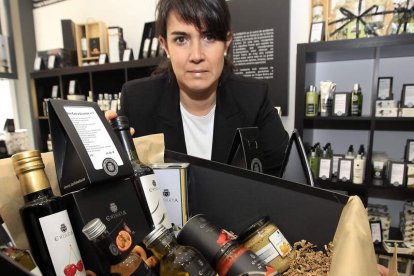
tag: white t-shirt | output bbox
[180,103,216,160]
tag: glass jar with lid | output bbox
[238,216,294,273]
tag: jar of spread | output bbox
[238,216,293,273]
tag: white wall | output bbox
[32,0,311,134]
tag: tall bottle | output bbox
[111,116,172,230]
[143,225,216,276]
[82,218,155,276]
[353,145,366,184]
[309,147,319,178]
[305,85,318,117]
[351,83,363,116]
[345,144,355,159]
[80,28,88,58]
[312,0,324,22]
[12,150,85,276]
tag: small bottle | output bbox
[312,0,324,22]
[103,93,110,111]
[97,93,104,110]
[86,90,94,102]
[142,28,152,58]
[82,218,155,276]
[13,150,85,276]
[351,83,363,116]
[111,116,172,229]
[150,37,159,58]
[314,142,322,157]
[143,225,216,276]
[117,92,122,112]
[323,143,333,158]
[309,147,319,178]
[305,85,318,117]
[110,94,118,112]
[353,145,366,184]
[81,28,88,58]
[345,144,355,159]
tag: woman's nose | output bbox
[189,41,204,63]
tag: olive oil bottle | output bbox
[351,83,363,116]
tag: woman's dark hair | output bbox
[153,0,234,75]
[155,0,231,41]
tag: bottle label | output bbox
[269,229,292,258]
[306,104,315,115]
[351,104,359,115]
[64,106,124,171]
[39,210,86,276]
[140,174,172,229]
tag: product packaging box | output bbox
[63,178,152,275]
[151,163,190,234]
[400,108,414,117]
[375,107,398,117]
[48,99,134,195]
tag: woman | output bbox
[107,0,288,176]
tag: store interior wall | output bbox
[31,0,311,134]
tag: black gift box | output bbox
[63,178,152,275]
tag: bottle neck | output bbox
[114,128,141,163]
[149,231,178,260]
[18,168,52,200]
[24,187,53,203]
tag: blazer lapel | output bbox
[155,77,187,154]
[211,82,245,163]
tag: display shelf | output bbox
[304,116,372,130]
[31,57,163,152]
[295,34,414,204]
[374,117,414,131]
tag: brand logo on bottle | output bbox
[163,189,170,197]
[149,179,159,192]
[250,158,263,172]
[162,189,179,203]
[106,202,127,222]
[102,158,119,176]
[54,223,74,241]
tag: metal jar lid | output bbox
[143,224,169,247]
[237,216,270,242]
[82,218,107,241]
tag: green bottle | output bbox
[351,83,363,116]
[305,85,318,117]
[309,147,319,178]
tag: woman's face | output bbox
[160,10,232,95]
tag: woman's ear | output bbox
[159,36,170,58]
[225,32,233,52]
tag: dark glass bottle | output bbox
[351,83,363,116]
[82,218,155,276]
[143,225,216,276]
[13,150,85,276]
[111,116,171,230]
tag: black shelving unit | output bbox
[30,57,163,151]
[295,34,414,202]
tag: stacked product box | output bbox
[368,204,391,241]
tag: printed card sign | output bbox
[48,99,133,194]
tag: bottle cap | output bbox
[143,224,169,247]
[82,218,107,241]
[110,116,130,131]
[353,83,360,91]
[12,150,45,175]
[237,216,270,242]
[309,85,316,92]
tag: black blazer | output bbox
[119,72,289,175]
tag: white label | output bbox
[332,156,341,175]
[51,85,59,98]
[64,106,123,170]
[310,22,324,43]
[378,79,391,99]
[255,241,280,264]
[319,158,331,179]
[370,222,382,243]
[39,210,86,276]
[123,49,131,62]
[334,94,347,115]
[268,229,292,258]
[143,38,151,58]
[408,165,414,186]
[154,168,186,233]
[140,174,172,229]
[99,54,107,64]
[409,142,414,162]
[339,160,352,181]
[68,80,76,95]
[34,56,42,71]
[48,55,56,69]
[404,86,414,107]
[390,163,405,186]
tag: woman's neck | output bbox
[180,89,217,116]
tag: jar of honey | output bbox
[238,216,293,273]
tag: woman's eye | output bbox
[204,34,216,42]
[174,36,187,44]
